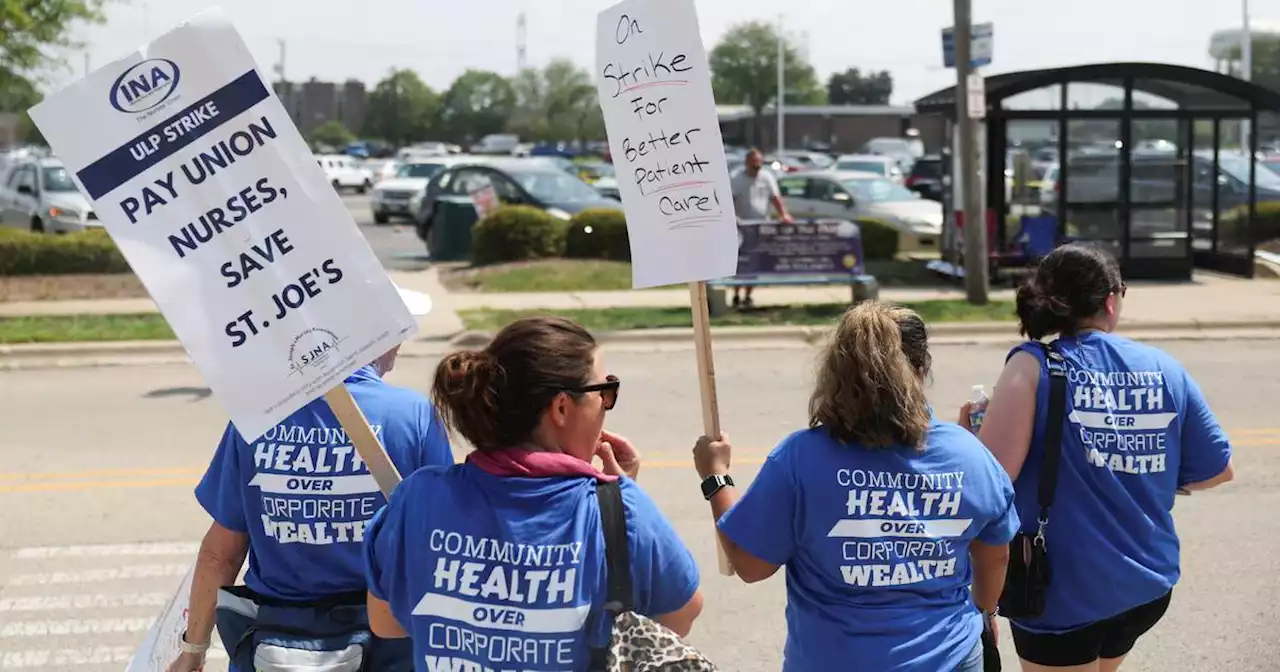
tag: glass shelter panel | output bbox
[1190,120,1216,253]
[1064,119,1122,258]
[1002,84,1063,111]
[1066,81,1126,112]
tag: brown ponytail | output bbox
[430,317,597,452]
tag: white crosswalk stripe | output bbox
[0,541,228,671]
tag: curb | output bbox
[448,318,1280,348]
[4,319,1280,370]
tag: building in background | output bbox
[273,78,368,139]
[717,104,946,154]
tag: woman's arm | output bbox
[1181,460,1235,491]
[968,539,1009,614]
[367,593,408,639]
[708,486,782,584]
[653,590,704,638]
[976,351,1042,480]
[185,523,248,647]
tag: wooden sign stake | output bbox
[324,385,402,498]
[688,281,735,577]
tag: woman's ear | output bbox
[548,392,571,428]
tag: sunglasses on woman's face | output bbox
[1116,283,1128,298]
[569,374,620,411]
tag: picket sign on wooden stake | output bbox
[688,281,734,577]
[594,0,744,578]
[324,386,404,497]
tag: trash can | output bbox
[428,197,480,262]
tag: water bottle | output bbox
[968,385,990,433]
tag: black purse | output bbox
[998,341,1067,620]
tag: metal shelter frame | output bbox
[915,62,1280,279]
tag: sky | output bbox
[44,0,1280,105]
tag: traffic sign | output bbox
[942,22,993,69]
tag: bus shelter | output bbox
[915,62,1280,279]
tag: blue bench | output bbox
[704,274,880,317]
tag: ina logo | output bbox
[287,328,344,376]
[109,58,181,114]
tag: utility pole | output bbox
[953,0,989,303]
[275,39,287,83]
[1242,0,1253,150]
[776,14,785,153]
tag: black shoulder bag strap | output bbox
[1034,340,1069,543]
[587,480,632,671]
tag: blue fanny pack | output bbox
[215,586,376,671]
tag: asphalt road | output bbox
[0,339,1276,671]
[342,192,432,272]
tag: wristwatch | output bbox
[700,473,734,500]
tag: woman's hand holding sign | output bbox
[693,432,731,480]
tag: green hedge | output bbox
[470,206,567,265]
[1220,200,1280,246]
[0,228,130,276]
[565,209,631,261]
[855,219,900,260]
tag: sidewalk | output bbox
[3,268,1280,337]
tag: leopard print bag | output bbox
[590,481,719,672]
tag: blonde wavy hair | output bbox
[809,301,932,449]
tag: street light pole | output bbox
[776,14,786,153]
[954,0,989,303]
[1243,0,1253,150]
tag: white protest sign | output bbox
[595,0,739,289]
[29,9,415,442]
[125,566,195,672]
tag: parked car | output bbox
[413,160,622,243]
[371,157,478,224]
[779,150,835,171]
[776,170,942,252]
[834,154,905,183]
[471,134,521,155]
[316,154,373,193]
[905,154,944,202]
[365,159,401,186]
[1,158,99,233]
[861,137,921,171]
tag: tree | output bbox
[506,59,602,143]
[1226,36,1280,91]
[439,69,516,144]
[709,21,824,147]
[827,68,893,105]
[310,120,354,147]
[0,1,106,79]
[362,69,440,148]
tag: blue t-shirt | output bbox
[364,463,699,672]
[718,417,1020,672]
[196,366,454,601]
[1009,332,1232,633]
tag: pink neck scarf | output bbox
[467,447,618,483]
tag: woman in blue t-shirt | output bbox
[363,316,703,672]
[694,301,1020,671]
[965,243,1235,671]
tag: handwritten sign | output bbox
[595,0,738,289]
[125,566,195,672]
[28,9,415,441]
